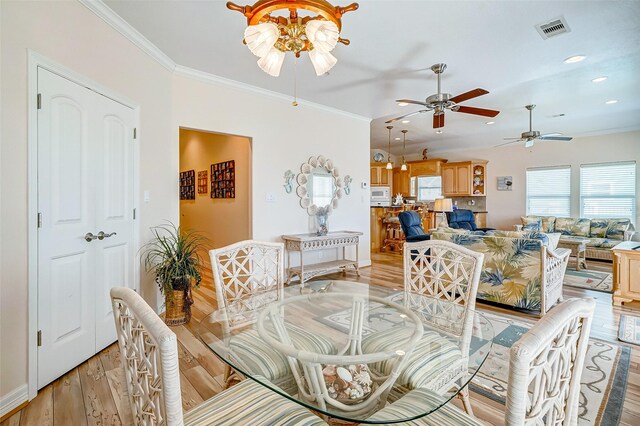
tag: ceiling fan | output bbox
[385,63,500,129]
[498,104,573,148]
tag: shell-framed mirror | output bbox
[296,155,343,215]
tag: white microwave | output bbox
[370,186,390,206]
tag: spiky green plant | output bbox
[142,222,208,297]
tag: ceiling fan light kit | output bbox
[227,0,358,76]
[386,63,500,129]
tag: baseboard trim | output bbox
[0,384,29,420]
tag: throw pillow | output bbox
[541,216,557,233]
[522,231,550,247]
[571,218,591,237]
[590,219,608,238]
[544,233,561,250]
[606,219,631,240]
[555,217,577,235]
[521,216,542,231]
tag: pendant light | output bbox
[401,129,408,171]
[386,125,393,170]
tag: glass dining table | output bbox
[197,280,494,424]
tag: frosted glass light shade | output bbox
[306,20,339,52]
[258,48,285,77]
[309,49,337,76]
[401,163,407,171]
[244,22,279,57]
[386,162,393,170]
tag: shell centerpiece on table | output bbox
[322,364,374,404]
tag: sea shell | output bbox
[336,367,353,382]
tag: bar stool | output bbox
[381,211,404,252]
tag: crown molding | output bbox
[174,65,371,122]
[78,0,176,72]
[78,0,371,122]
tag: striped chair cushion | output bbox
[230,323,336,381]
[367,388,482,425]
[184,376,327,425]
[361,328,462,390]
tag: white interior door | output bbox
[37,68,135,388]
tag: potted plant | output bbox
[142,222,208,325]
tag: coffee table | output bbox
[558,237,588,271]
[197,280,494,424]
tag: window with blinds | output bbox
[580,161,636,223]
[526,166,571,217]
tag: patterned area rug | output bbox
[618,314,640,345]
[319,305,629,426]
[564,269,613,293]
[471,312,629,426]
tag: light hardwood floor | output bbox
[3,253,639,425]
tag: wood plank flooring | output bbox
[3,252,640,426]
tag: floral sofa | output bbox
[432,229,570,315]
[520,216,636,261]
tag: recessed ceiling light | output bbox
[563,55,586,64]
[397,102,409,107]
[436,130,443,134]
[395,137,401,140]
[401,120,410,124]
[605,99,618,104]
[485,121,495,125]
[591,76,608,83]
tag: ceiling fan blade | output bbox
[494,139,523,147]
[433,112,445,128]
[503,137,523,140]
[538,136,573,141]
[385,110,428,124]
[525,139,535,148]
[396,99,432,107]
[454,105,500,117]
[539,132,562,137]
[450,88,489,104]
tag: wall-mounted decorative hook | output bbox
[283,170,295,193]
[344,175,353,195]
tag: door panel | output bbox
[456,164,471,195]
[37,67,136,388]
[38,69,95,388]
[442,166,456,195]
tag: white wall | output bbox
[0,0,371,405]
[429,131,640,229]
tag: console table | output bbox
[282,231,362,285]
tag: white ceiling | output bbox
[104,0,640,155]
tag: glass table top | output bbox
[197,280,494,424]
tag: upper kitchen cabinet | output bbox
[392,167,411,196]
[442,160,487,197]
[409,159,447,177]
[370,164,393,186]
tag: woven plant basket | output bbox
[164,289,191,326]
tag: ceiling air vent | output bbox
[535,16,571,40]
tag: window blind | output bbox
[526,166,571,217]
[580,161,636,223]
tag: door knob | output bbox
[84,232,99,242]
[97,231,117,240]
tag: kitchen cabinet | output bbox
[442,161,487,197]
[370,164,393,186]
[408,159,447,177]
[392,167,411,196]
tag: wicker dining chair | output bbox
[209,240,334,391]
[362,239,484,414]
[368,297,596,426]
[110,287,326,426]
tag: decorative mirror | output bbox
[296,155,343,215]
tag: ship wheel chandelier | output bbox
[227,0,359,77]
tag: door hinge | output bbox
[37,93,42,110]
[37,330,42,346]
[133,208,136,220]
[133,128,137,139]
[37,212,43,228]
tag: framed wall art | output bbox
[197,170,208,194]
[179,169,196,200]
[497,176,513,191]
[211,160,235,199]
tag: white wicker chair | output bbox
[110,287,326,426]
[362,239,484,415]
[209,240,334,392]
[368,297,596,426]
